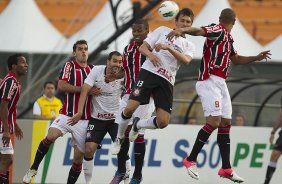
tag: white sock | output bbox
[83,158,93,184]
[117,112,132,138]
[137,116,158,129]
[126,158,131,173]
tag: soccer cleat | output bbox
[183,157,199,180]
[111,137,124,155]
[23,169,37,183]
[109,171,125,184]
[129,117,140,142]
[218,168,245,183]
[129,178,142,184]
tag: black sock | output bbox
[0,172,8,184]
[264,165,276,184]
[133,135,145,180]
[67,163,82,184]
[117,137,130,173]
[31,137,53,170]
[188,123,215,161]
[217,125,231,169]
[122,112,132,119]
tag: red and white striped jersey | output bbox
[123,41,146,95]
[0,72,21,133]
[59,58,94,120]
[198,24,237,81]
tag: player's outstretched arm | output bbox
[166,27,205,41]
[67,83,92,126]
[231,50,271,65]
[139,41,161,67]
[155,43,192,64]
[57,80,81,93]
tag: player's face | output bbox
[15,56,28,76]
[175,14,193,29]
[44,84,55,98]
[107,55,123,74]
[74,44,88,63]
[132,24,149,45]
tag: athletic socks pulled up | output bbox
[217,125,231,169]
[31,137,53,170]
[188,123,215,161]
[67,163,82,184]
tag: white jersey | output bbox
[84,65,123,120]
[142,26,195,85]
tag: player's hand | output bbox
[166,28,182,41]
[269,133,275,144]
[67,112,82,126]
[148,53,161,67]
[89,87,101,96]
[2,130,10,147]
[14,124,23,140]
[257,50,271,62]
[155,43,171,52]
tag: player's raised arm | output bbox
[57,80,81,93]
[166,27,205,41]
[139,41,161,67]
[231,50,271,65]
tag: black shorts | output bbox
[85,118,118,144]
[129,69,173,113]
[273,129,282,151]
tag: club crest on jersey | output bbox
[133,88,141,96]
[86,131,91,139]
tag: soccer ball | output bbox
[158,1,179,21]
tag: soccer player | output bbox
[23,40,96,184]
[110,19,155,184]
[68,51,124,183]
[33,81,62,120]
[264,97,282,184]
[112,7,195,172]
[0,54,28,184]
[166,8,271,183]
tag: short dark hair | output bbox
[133,19,149,30]
[107,51,122,60]
[219,8,236,24]
[7,53,25,70]
[175,8,194,23]
[73,40,88,52]
[43,81,55,89]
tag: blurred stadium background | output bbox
[1,0,281,127]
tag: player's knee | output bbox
[84,145,95,157]
[124,108,134,117]
[156,116,169,129]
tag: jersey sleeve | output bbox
[58,61,73,82]
[201,24,223,39]
[33,101,41,116]
[144,26,165,48]
[0,78,16,102]
[84,67,98,87]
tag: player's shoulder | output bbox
[154,26,172,33]
[92,65,106,72]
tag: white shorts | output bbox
[0,133,14,154]
[50,114,88,153]
[196,75,232,119]
[115,94,155,134]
